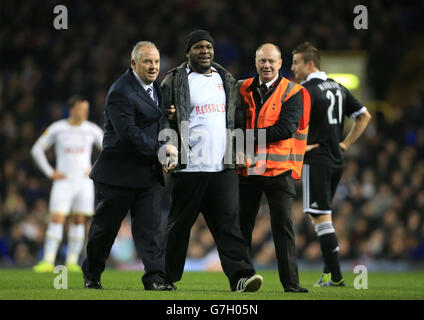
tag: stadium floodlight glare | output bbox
[327,73,360,90]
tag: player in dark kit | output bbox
[291,42,371,287]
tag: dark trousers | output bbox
[164,169,255,290]
[82,181,165,287]
[239,172,300,288]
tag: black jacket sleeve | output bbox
[107,90,159,157]
[234,80,246,130]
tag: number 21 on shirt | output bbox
[326,89,343,125]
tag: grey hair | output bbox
[131,41,158,63]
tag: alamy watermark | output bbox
[353,265,368,289]
[157,122,268,175]
[53,5,68,30]
[353,5,368,30]
[53,265,68,289]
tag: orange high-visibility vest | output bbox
[239,77,311,179]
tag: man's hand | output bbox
[339,142,348,152]
[163,144,178,173]
[305,144,319,152]
[165,105,176,121]
[51,170,66,180]
[85,167,92,176]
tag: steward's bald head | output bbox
[255,43,282,59]
[255,43,282,83]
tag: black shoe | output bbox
[284,285,308,293]
[145,282,170,291]
[83,273,102,289]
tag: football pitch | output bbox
[1,269,424,300]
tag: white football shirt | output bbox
[177,66,227,172]
[31,119,103,180]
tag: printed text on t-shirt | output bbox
[195,104,226,115]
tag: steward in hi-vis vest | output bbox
[237,43,310,293]
[239,76,311,178]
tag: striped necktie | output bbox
[146,87,158,105]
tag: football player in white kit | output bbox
[31,96,103,272]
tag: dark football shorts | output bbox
[302,163,343,215]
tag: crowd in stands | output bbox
[1,0,423,268]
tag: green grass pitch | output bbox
[1,269,424,300]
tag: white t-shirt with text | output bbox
[177,67,227,172]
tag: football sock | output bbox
[43,222,64,264]
[66,224,85,265]
[315,221,343,282]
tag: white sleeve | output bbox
[349,106,368,120]
[93,124,104,150]
[95,126,103,150]
[31,126,56,178]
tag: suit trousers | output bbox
[82,181,165,286]
[239,172,300,288]
[164,169,255,290]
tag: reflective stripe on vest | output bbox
[292,131,308,141]
[264,153,305,162]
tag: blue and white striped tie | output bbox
[146,87,158,105]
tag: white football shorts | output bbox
[49,177,95,215]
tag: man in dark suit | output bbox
[81,41,177,291]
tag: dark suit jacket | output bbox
[90,68,165,188]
